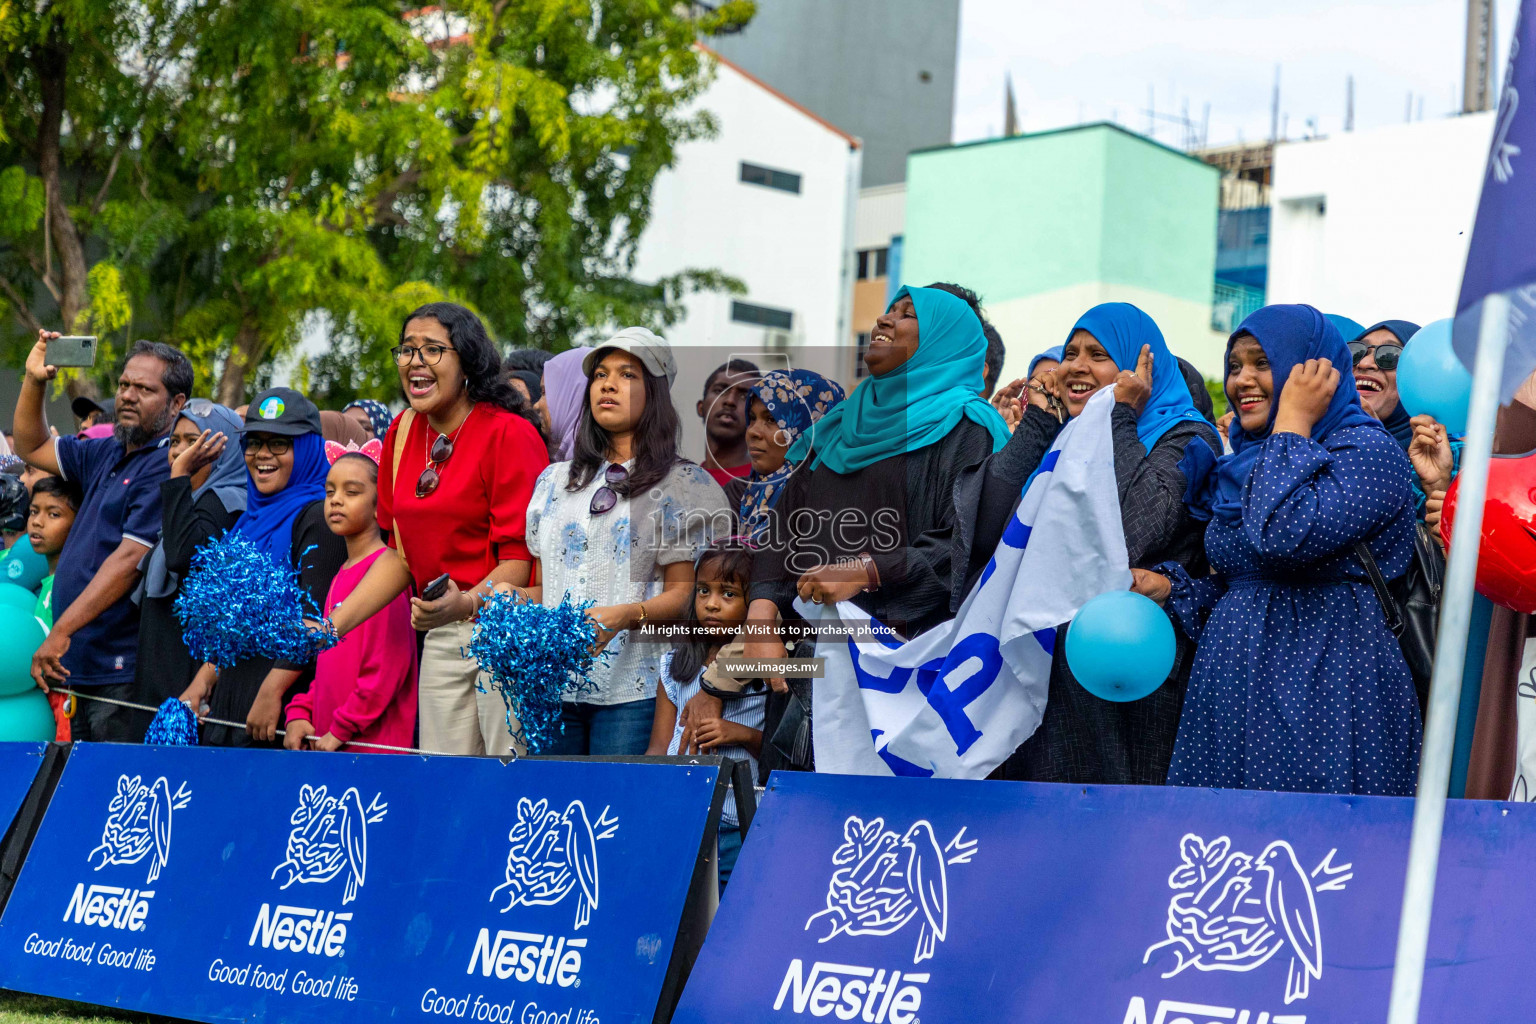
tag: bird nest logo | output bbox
[806,815,978,964]
[88,774,192,884]
[1143,833,1354,1005]
[271,784,388,905]
[489,797,619,931]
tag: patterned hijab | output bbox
[342,399,393,440]
[739,370,845,540]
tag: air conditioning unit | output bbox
[764,330,792,352]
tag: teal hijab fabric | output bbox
[1068,302,1210,449]
[792,286,1011,474]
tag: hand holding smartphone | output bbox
[48,336,99,368]
[420,572,452,602]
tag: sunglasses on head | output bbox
[1348,341,1404,372]
[589,463,628,516]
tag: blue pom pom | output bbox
[466,591,605,753]
[174,533,339,667]
[144,698,199,746]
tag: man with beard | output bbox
[12,331,191,740]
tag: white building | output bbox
[1267,113,1496,326]
[630,45,862,379]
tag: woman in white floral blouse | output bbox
[521,328,729,754]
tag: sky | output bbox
[953,0,1520,150]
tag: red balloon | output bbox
[1442,450,1536,613]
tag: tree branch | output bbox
[0,276,43,333]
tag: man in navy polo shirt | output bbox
[12,330,192,741]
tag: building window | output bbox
[740,162,802,194]
[854,332,871,379]
[856,247,890,281]
[731,301,794,331]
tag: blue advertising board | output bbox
[0,743,46,838]
[0,743,721,1024]
[674,773,1536,1024]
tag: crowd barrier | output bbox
[9,744,1536,1024]
[0,742,730,1024]
[674,772,1536,1024]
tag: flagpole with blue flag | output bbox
[1389,6,1534,1021]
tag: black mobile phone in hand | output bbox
[420,572,452,602]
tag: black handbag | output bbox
[1355,523,1445,716]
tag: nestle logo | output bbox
[63,883,153,931]
[248,903,352,957]
[1122,996,1307,1024]
[773,959,926,1023]
[467,928,586,987]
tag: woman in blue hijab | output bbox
[129,400,249,737]
[1136,304,1421,795]
[748,286,1009,653]
[954,301,1222,786]
[182,387,348,748]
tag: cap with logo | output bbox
[582,327,677,386]
[243,387,322,437]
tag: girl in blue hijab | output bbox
[739,369,845,541]
[185,388,348,748]
[953,301,1222,786]
[1140,303,1421,796]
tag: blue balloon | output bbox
[1396,318,1471,434]
[0,536,48,592]
[1326,313,1366,341]
[1065,590,1176,702]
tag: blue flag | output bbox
[1455,1,1536,400]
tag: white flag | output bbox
[803,388,1131,779]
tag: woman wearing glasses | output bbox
[181,388,348,746]
[519,328,730,755]
[329,302,548,756]
[1351,320,1462,517]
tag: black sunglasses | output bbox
[416,433,456,499]
[590,464,628,515]
[1348,341,1404,372]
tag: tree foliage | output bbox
[0,0,752,404]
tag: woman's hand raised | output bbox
[1113,345,1154,416]
[1273,358,1338,438]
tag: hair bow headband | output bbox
[324,438,384,466]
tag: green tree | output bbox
[1,0,753,405]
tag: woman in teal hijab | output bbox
[794,285,1011,472]
[747,285,1011,654]
[952,300,1222,787]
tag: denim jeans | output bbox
[542,699,656,756]
[717,824,743,893]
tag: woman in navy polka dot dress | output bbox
[1132,304,1421,795]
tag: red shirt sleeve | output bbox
[485,414,549,564]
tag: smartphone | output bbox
[49,336,98,368]
[421,572,452,602]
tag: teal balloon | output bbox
[1065,590,1176,702]
[0,689,55,741]
[0,583,36,614]
[0,536,48,592]
[1396,318,1471,435]
[0,603,45,697]
[1326,313,1366,341]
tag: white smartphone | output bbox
[49,335,98,367]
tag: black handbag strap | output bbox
[1354,540,1405,637]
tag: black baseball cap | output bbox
[71,396,115,421]
[243,387,322,437]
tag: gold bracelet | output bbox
[634,601,648,626]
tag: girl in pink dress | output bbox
[285,440,418,753]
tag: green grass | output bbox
[0,992,163,1024]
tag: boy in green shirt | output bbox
[26,476,80,739]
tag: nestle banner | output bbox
[0,743,721,1024]
[673,773,1536,1024]
[0,743,46,837]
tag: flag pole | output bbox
[1386,292,1511,1024]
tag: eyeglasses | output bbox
[244,435,291,456]
[391,344,455,366]
[589,464,629,516]
[1348,341,1404,372]
[415,432,456,499]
